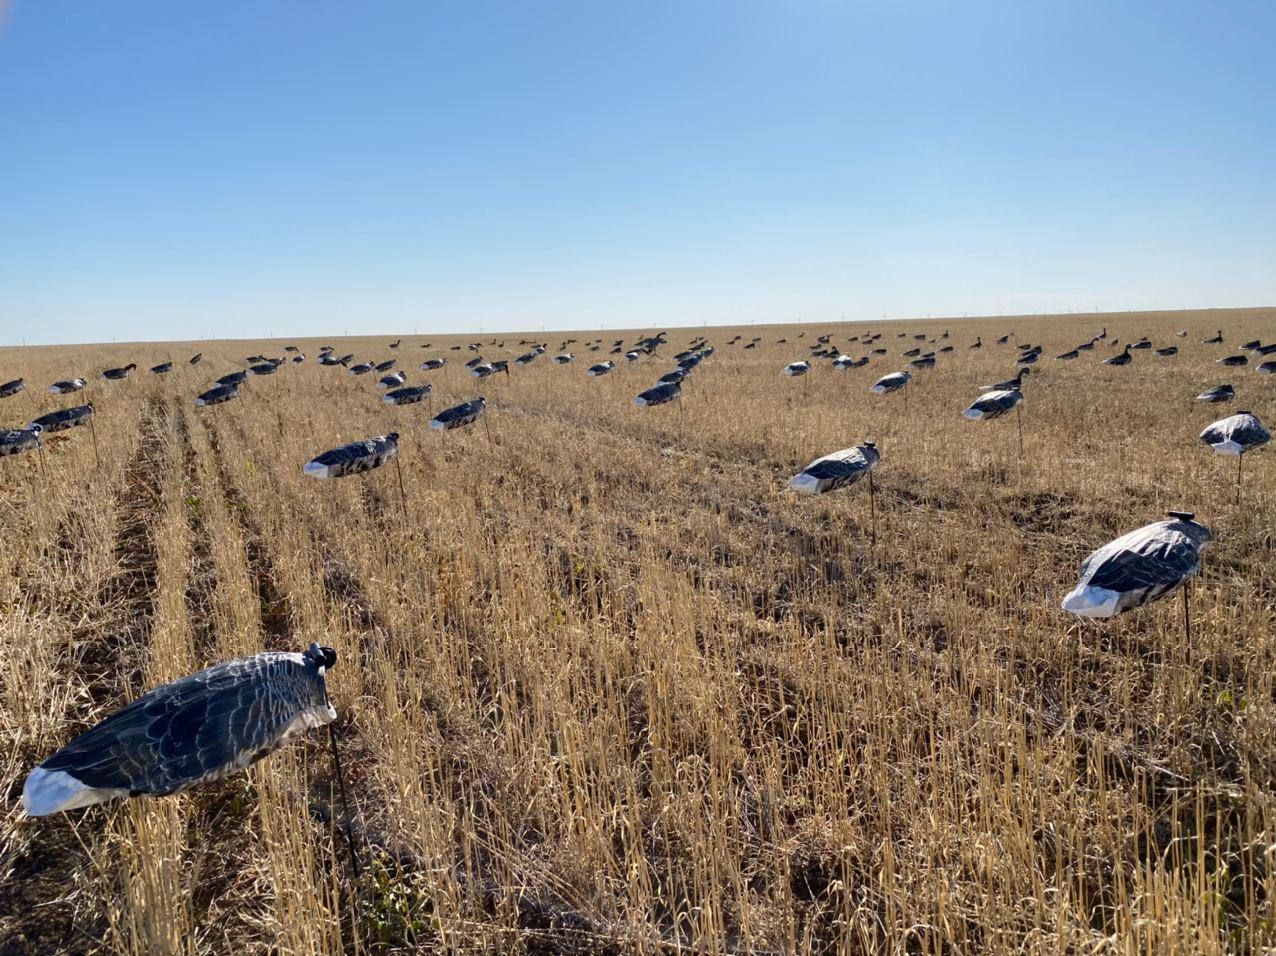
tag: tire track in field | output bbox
[1,398,167,955]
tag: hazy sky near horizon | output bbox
[1,2,1273,345]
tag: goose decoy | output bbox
[150,362,173,375]
[789,442,879,495]
[23,644,338,816]
[869,371,910,394]
[1056,349,1079,361]
[30,403,93,433]
[1196,384,1235,404]
[430,398,487,430]
[195,384,238,406]
[981,368,1030,391]
[249,363,277,376]
[657,368,687,385]
[962,387,1022,421]
[909,354,936,369]
[470,364,497,379]
[418,358,447,371]
[1257,361,1276,375]
[1155,346,1179,356]
[1241,340,1261,351]
[624,351,641,363]
[378,371,407,389]
[349,362,376,376]
[587,361,616,377]
[1199,411,1270,456]
[1104,344,1133,366]
[1202,330,1224,344]
[0,378,26,399]
[514,351,540,366]
[996,333,1013,345]
[554,354,574,365]
[1175,330,1187,338]
[102,364,137,380]
[1217,354,1247,367]
[189,353,203,365]
[970,337,982,349]
[1062,512,1211,623]
[784,361,811,377]
[304,433,399,478]
[1132,338,1152,350]
[374,359,396,373]
[0,423,42,458]
[634,381,681,407]
[383,384,431,406]
[216,371,248,387]
[1200,411,1270,504]
[49,379,87,394]
[389,339,401,349]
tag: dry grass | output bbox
[1,306,1274,954]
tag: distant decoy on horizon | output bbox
[23,644,338,816]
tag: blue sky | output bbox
[1,1,1272,344]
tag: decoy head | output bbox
[386,432,400,443]
[305,643,338,671]
[127,363,137,371]
[863,440,876,449]
[29,423,42,437]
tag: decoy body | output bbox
[49,379,87,394]
[383,384,432,406]
[1196,384,1235,404]
[963,388,1022,420]
[304,433,400,478]
[0,423,42,457]
[196,384,238,406]
[23,644,338,816]
[0,378,26,399]
[1199,411,1270,456]
[870,371,910,394]
[31,404,93,433]
[430,398,487,430]
[1061,512,1212,618]
[634,381,681,407]
[102,364,137,380]
[588,361,616,377]
[789,442,879,494]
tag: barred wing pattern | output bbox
[1061,515,1213,618]
[304,433,400,478]
[789,444,879,494]
[23,645,336,815]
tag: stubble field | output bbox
[1,306,1275,954]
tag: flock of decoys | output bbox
[6,321,1273,831]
